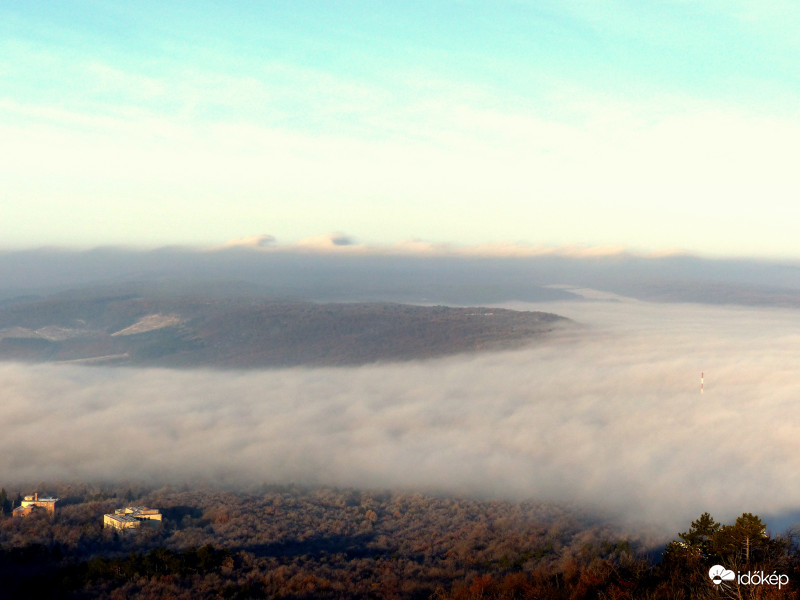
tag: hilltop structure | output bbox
[103,506,162,531]
[12,492,58,518]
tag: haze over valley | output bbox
[3,247,800,537]
[5,2,800,595]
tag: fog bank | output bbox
[4,247,800,307]
[3,298,800,535]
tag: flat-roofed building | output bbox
[103,513,141,530]
[103,506,163,530]
[12,492,58,518]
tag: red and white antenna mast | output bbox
[701,371,704,394]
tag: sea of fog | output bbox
[3,297,800,536]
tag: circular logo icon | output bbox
[709,565,735,585]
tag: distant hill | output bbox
[0,287,571,368]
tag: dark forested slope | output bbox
[2,484,798,599]
[0,287,571,368]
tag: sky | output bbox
[2,1,800,256]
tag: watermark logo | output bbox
[708,564,789,590]
[709,565,734,585]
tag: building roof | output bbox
[21,495,58,504]
[114,506,161,517]
[105,514,139,523]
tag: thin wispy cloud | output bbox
[214,234,630,258]
[3,7,800,254]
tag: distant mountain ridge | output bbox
[5,247,800,308]
[0,288,571,368]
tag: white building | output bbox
[103,506,162,531]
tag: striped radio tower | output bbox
[701,371,704,394]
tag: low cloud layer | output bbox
[216,234,630,258]
[5,247,800,308]
[3,299,800,535]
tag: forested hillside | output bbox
[0,288,570,367]
[1,484,798,599]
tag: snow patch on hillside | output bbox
[112,314,183,336]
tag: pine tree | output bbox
[713,513,768,564]
[678,512,720,555]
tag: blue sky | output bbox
[2,1,799,256]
